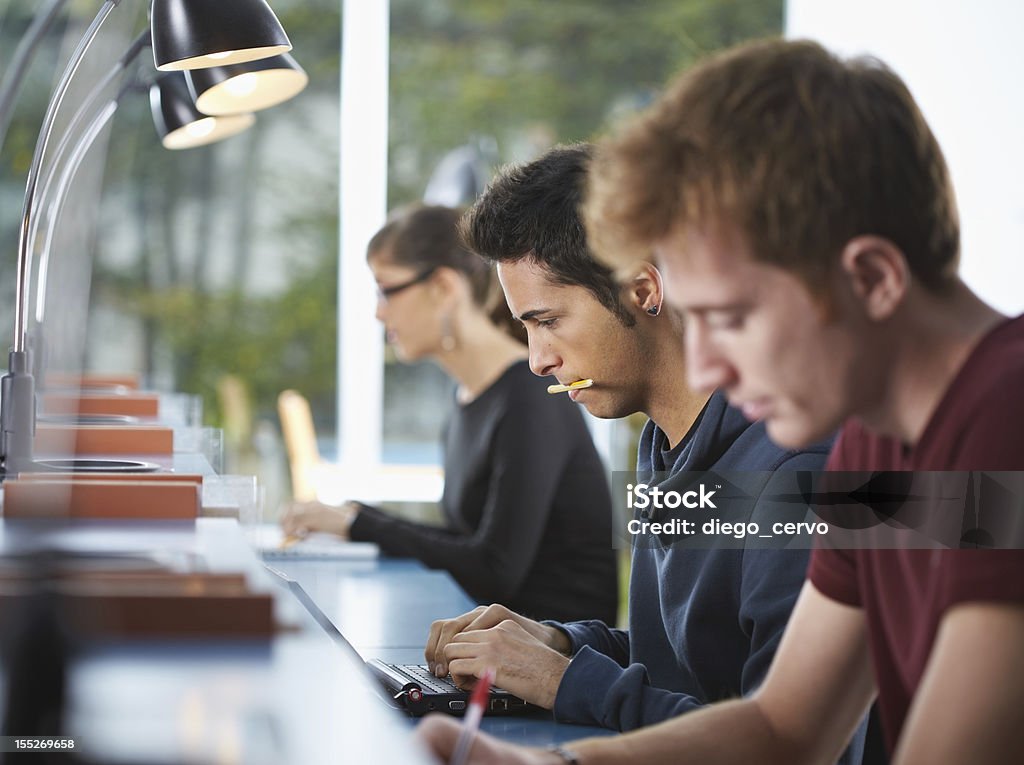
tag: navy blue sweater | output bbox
[548,391,858,746]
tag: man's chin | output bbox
[765,416,834,450]
[580,397,633,421]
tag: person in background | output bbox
[282,204,617,624]
[417,39,1024,765]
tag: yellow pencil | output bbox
[547,379,593,394]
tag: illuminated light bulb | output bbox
[224,72,259,97]
[185,117,216,139]
[187,54,308,115]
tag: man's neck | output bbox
[860,280,1006,446]
[643,327,710,449]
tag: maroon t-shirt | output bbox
[808,314,1024,754]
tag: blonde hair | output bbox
[586,38,960,295]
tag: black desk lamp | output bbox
[186,53,309,116]
[1,0,295,476]
[150,70,256,149]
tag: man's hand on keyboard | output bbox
[439,619,570,709]
[425,603,571,679]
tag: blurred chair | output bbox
[217,374,253,454]
[277,389,444,508]
[277,389,321,502]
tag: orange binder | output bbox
[3,479,200,519]
[34,424,174,455]
[41,393,160,417]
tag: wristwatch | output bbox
[547,745,581,764]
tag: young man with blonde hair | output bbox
[420,144,866,759]
[417,39,1024,765]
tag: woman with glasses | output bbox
[281,204,617,624]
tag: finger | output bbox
[451,671,477,691]
[433,607,485,676]
[424,620,443,668]
[443,639,504,687]
[463,603,511,634]
[414,714,462,759]
[442,639,485,663]
[439,635,478,675]
[280,514,300,536]
[447,658,484,689]
[425,614,468,669]
[280,504,312,533]
[418,716,528,765]
[445,626,503,646]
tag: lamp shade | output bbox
[150,72,255,150]
[186,53,308,116]
[151,0,292,72]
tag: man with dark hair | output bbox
[458,147,636,327]
[418,39,1024,765]
[422,145,862,758]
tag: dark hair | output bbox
[367,204,524,340]
[460,144,635,326]
[587,39,960,295]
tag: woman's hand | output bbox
[280,500,359,539]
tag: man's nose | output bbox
[528,341,560,378]
[685,319,736,393]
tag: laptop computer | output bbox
[266,564,533,717]
[365,658,532,717]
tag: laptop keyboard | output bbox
[398,664,463,694]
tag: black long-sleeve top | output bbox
[349,360,618,624]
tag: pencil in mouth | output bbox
[547,379,594,395]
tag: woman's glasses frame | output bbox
[376,267,437,302]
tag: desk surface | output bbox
[0,516,613,758]
[268,555,616,747]
[0,518,434,764]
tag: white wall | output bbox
[786,0,1024,315]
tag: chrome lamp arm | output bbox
[2,0,121,475]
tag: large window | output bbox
[335,0,787,498]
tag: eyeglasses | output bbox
[376,268,436,302]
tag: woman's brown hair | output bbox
[368,204,526,342]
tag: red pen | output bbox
[449,667,495,765]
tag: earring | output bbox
[646,304,661,317]
[441,312,457,352]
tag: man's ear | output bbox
[624,262,664,315]
[839,236,908,321]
